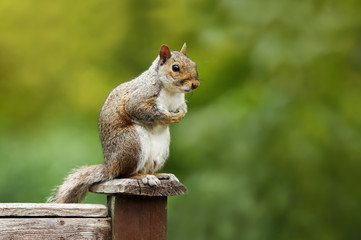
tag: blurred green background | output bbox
[1,0,361,239]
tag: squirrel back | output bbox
[48,43,199,203]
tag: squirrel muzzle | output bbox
[191,79,200,90]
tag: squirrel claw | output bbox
[141,174,161,186]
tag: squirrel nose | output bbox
[191,80,200,90]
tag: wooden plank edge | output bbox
[0,203,108,217]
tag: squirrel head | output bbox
[158,43,199,93]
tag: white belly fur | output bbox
[134,89,185,174]
[135,124,170,174]
[156,89,185,112]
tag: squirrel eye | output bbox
[172,64,180,72]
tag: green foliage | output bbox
[1,0,361,239]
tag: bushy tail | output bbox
[47,164,106,203]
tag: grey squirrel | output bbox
[48,43,199,203]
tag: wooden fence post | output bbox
[90,174,187,240]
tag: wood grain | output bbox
[0,174,187,239]
[90,173,187,196]
[0,218,111,240]
[0,203,108,217]
[109,195,167,240]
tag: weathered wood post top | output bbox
[90,174,187,197]
[89,174,187,240]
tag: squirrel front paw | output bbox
[157,109,186,125]
[166,110,186,124]
[173,109,186,122]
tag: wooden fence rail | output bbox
[0,174,187,240]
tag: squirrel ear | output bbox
[180,42,187,55]
[159,44,171,65]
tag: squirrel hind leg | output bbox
[102,130,141,179]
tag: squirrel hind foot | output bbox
[141,174,161,186]
[154,173,179,182]
[130,173,180,186]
